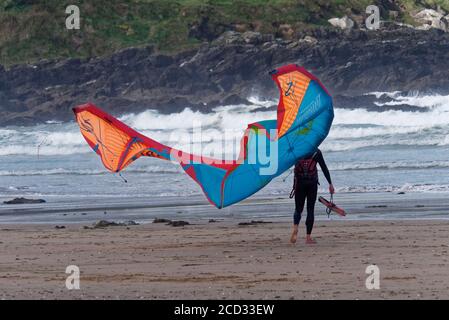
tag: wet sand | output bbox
[1,219,449,299]
[2,192,449,224]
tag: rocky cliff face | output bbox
[1,26,449,126]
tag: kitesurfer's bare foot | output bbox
[305,235,316,245]
[290,227,298,244]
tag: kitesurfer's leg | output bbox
[291,183,306,244]
[290,224,299,244]
[305,182,318,244]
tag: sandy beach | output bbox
[2,0,449,304]
[1,219,449,300]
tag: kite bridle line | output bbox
[118,172,128,183]
[282,168,294,182]
[78,114,118,158]
[37,136,49,159]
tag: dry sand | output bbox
[1,220,449,299]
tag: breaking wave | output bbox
[0,92,448,156]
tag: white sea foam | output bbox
[327,125,426,140]
[438,134,449,146]
[0,145,89,156]
[328,160,449,171]
[374,92,449,109]
[0,165,180,176]
[0,92,448,156]
[365,91,402,99]
[337,183,449,193]
[2,159,447,177]
[332,107,449,128]
[321,136,449,152]
[120,104,273,133]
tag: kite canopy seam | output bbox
[73,64,334,208]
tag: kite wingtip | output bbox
[72,102,96,114]
[270,64,331,97]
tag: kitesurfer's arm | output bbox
[315,150,335,194]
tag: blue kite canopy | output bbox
[73,64,334,208]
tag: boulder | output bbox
[328,16,355,30]
[299,36,318,45]
[124,220,139,226]
[168,220,190,227]
[212,31,244,45]
[412,9,448,32]
[153,218,172,224]
[238,220,273,226]
[242,31,262,44]
[91,220,139,228]
[93,220,120,228]
[3,197,46,204]
[278,24,295,39]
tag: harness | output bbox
[289,152,318,198]
[294,152,318,182]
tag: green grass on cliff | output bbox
[0,0,447,66]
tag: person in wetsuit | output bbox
[290,149,334,244]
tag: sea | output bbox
[0,91,448,223]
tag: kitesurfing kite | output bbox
[73,64,334,208]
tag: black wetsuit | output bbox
[293,149,332,234]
